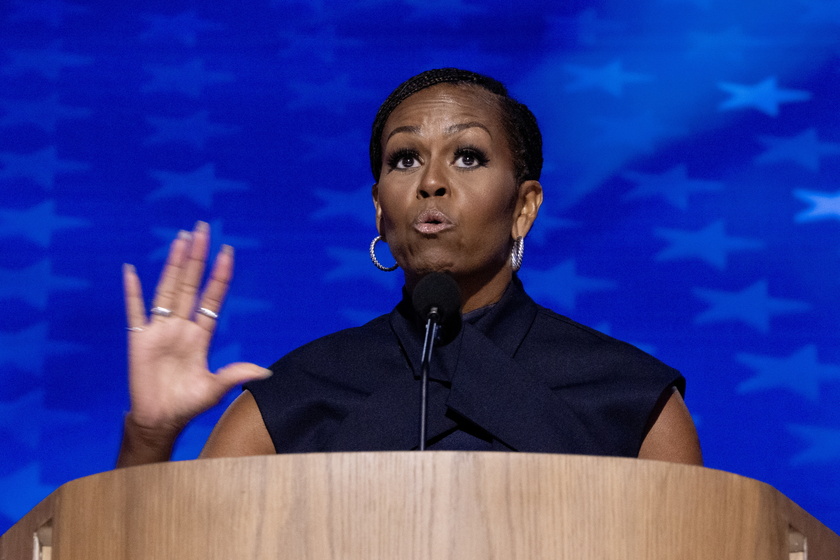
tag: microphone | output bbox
[412,273,461,451]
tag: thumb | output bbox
[214,362,273,390]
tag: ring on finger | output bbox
[126,326,145,332]
[196,307,219,320]
[150,306,173,317]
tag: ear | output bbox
[372,183,384,237]
[511,180,543,239]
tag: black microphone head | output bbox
[412,272,462,345]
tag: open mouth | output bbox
[414,208,454,234]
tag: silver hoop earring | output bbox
[510,236,524,272]
[370,235,398,271]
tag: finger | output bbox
[172,221,210,318]
[194,244,233,332]
[151,230,191,319]
[123,263,146,330]
[214,362,273,392]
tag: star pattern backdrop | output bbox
[1,0,840,534]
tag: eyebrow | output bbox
[385,121,492,143]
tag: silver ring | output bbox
[126,326,145,332]
[196,307,219,320]
[150,306,173,317]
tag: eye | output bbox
[387,149,421,170]
[454,146,489,169]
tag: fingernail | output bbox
[177,230,192,241]
[221,244,233,255]
[261,368,273,378]
[123,263,135,274]
[195,220,209,232]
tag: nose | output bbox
[416,158,448,199]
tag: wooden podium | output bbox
[1,452,838,559]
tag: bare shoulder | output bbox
[200,390,276,458]
[638,389,703,466]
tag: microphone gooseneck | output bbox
[412,273,461,451]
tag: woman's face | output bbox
[373,84,541,301]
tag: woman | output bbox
[118,69,702,467]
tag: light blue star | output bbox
[279,25,363,64]
[0,323,84,374]
[142,59,235,98]
[0,200,89,247]
[519,259,617,311]
[693,280,811,333]
[145,111,236,149]
[564,60,654,97]
[0,94,90,133]
[623,165,723,210]
[686,27,768,62]
[593,112,676,152]
[0,146,88,189]
[0,463,55,521]
[147,164,249,208]
[2,41,92,80]
[0,260,88,308]
[140,11,223,46]
[787,424,840,465]
[324,247,400,290]
[527,213,578,245]
[0,391,87,449]
[737,346,840,401]
[756,129,840,172]
[799,0,840,24]
[9,0,87,27]
[655,220,763,269]
[794,189,840,222]
[718,77,811,117]
[287,75,377,113]
[311,185,373,225]
[149,220,259,261]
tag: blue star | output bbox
[718,77,811,117]
[0,200,89,247]
[787,424,840,465]
[527,213,578,245]
[139,11,223,46]
[686,27,768,62]
[149,220,259,261]
[0,391,87,449]
[311,185,373,225]
[287,75,377,113]
[0,323,84,374]
[9,0,87,27]
[564,60,654,97]
[794,189,840,223]
[0,146,88,189]
[145,111,236,149]
[142,59,234,98]
[279,25,362,64]
[693,280,810,333]
[324,247,400,290]
[593,112,676,152]
[756,129,840,172]
[655,220,763,270]
[0,464,55,521]
[0,94,90,133]
[623,165,723,210]
[147,164,249,208]
[519,259,617,311]
[737,346,840,401]
[2,41,92,80]
[0,260,88,308]
[546,9,625,47]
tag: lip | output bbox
[413,208,454,235]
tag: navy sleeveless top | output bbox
[245,277,684,456]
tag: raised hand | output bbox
[118,222,270,466]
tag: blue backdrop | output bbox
[2,0,839,534]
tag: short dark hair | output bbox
[369,68,543,183]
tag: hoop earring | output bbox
[370,235,398,271]
[510,236,524,272]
